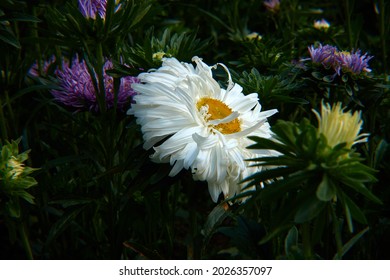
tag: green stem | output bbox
[19,221,33,260]
[95,43,107,113]
[344,0,354,49]
[379,0,388,75]
[0,96,9,140]
[302,222,312,259]
[330,203,343,258]
[5,90,16,137]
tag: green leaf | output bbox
[17,190,35,205]
[340,176,382,204]
[247,136,292,156]
[0,28,20,48]
[294,197,326,223]
[339,191,368,225]
[333,227,369,260]
[311,72,323,80]
[5,197,20,218]
[316,174,336,201]
[259,224,293,245]
[242,166,299,186]
[285,226,299,256]
[45,207,85,246]
[123,240,163,259]
[0,13,40,22]
[248,170,316,203]
[373,139,388,169]
[202,203,230,240]
[323,75,334,83]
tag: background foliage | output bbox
[1,0,389,259]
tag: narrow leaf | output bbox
[333,227,369,260]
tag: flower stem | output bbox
[330,203,343,258]
[379,0,388,75]
[302,222,312,259]
[19,221,33,260]
[0,96,8,141]
[95,43,107,113]
[344,0,354,49]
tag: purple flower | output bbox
[336,50,373,74]
[308,44,373,76]
[78,0,107,19]
[51,55,139,112]
[308,44,339,71]
[264,0,280,13]
[29,56,56,77]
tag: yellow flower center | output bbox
[196,97,240,134]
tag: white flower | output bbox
[128,57,278,202]
[313,19,330,31]
[313,102,369,150]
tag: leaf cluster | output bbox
[245,119,380,233]
[0,138,38,218]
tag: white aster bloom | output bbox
[313,102,369,150]
[128,57,278,202]
[313,19,330,31]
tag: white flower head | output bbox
[314,19,330,31]
[128,57,278,202]
[312,102,369,150]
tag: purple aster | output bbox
[308,44,339,71]
[51,55,139,112]
[264,0,280,13]
[78,0,107,19]
[336,50,373,75]
[29,56,56,77]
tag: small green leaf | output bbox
[345,84,353,96]
[285,226,298,256]
[311,72,323,80]
[323,75,334,83]
[316,174,336,201]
